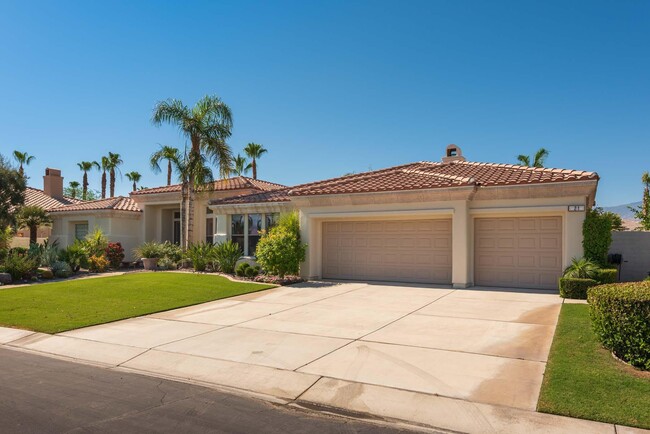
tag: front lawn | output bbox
[538,303,650,429]
[0,272,274,334]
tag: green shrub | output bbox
[594,268,617,284]
[84,228,109,257]
[588,282,650,370]
[245,265,260,278]
[186,242,215,272]
[160,241,183,263]
[582,208,613,266]
[563,257,599,279]
[59,241,89,272]
[213,241,242,274]
[134,241,164,259]
[255,211,306,278]
[51,261,72,278]
[559,277,599,299]
[235,262,250,277]
[1,251,38,280]
[157,257,177,270]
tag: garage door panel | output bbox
[475,217,562,290]
[323,219,452,284]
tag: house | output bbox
[49,145,599,289]
[11,168,82,248]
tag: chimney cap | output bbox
[441,144,466,163]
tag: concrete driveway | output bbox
[4,281,562,415]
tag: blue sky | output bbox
[0,0,648,206]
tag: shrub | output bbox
[245,265,260,278]
[88,254,109,273]
[255,212,306,278]
[213,240,242,274]
[51,261,72,278]
[588,282,650,370]
[157,257,178,270]
[235,262,250,277]
[563,257,600,279]
[105,242,125,269]
[1,251,38,280]
[84,228,109,257]
[582,208,613,266]
[559,277,598,299]
[594,268,617,284]
[134,241,163,259]
[0,225,13,250]
[59,241,89,272]
[40,239,60,268]
[160,241,183,263]
[186,242,215,272]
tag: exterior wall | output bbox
[50,212,143,261]
[11,226,52,248]
[609,231,650,282]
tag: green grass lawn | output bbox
[538,303,650,429]
[0,272,274,334]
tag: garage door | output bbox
[474,217,563,289]
[322,219,452,284]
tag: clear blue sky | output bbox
[0,0,648,206]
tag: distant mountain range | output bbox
[602,201,642,220]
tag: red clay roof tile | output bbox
[48,196,141,213]
[130,176,286,196]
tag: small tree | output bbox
[0,153,26,226]
[16,206,52,245]
[255,212,306,277]
[630,171,650,231]
[582,208,613,266]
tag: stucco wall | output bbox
[609,231,650,282]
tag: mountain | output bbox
[602,201,643,220]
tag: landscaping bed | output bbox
[0,272,273,334]
[538,303,650,429]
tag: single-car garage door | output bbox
[322,219,452,284]
[474,217,563,289]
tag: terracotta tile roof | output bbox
[23,187,83,211]
[287,160,599,197]
[130,176,286,196]
[210,188,292,205]
[48,196,141,213]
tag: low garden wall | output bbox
[609,231,650,282]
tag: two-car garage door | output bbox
[322,219,452,284]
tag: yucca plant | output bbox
[185,242,216,272]
[213,240,242,274]
[563,257,600,279]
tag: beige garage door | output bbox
[474,217,563,289]
[322,219,452,284]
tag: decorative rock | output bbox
[38,268,54,279]
[0,273,11,285]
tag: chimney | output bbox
[43,168,64,200]
[441,144,466,163]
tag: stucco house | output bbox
[49,145,599,289]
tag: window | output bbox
[173,211,181,245]
[265,213,279,230]
[206,207,216,243]
[74,223,89,240]
[231,214,245,252]
[248,214,263,255]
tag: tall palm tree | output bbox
[150,145,180,186]
[106,152,123,197]
[642,171,650,220]
[516,148,549,168]
[16,205,52,245]
[232,154,252,176]
[100,156,111,199]
[13,151,35,177]
[243,142,267,180]
[152,95,233,247]
[125,171,142,191]
[67,181,81,199]
[77,161,99,200]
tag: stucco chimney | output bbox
[43,168,64,199]
[441,144,467,163]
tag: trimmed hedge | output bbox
[594,268,617,284]
[588,282,650,370]
[559,277,598,299]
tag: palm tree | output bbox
[67,181,81,199]
[642,171,650,217]
[152,95,233,247]
[125,171,142,191]
[232,154,252,176]
[77,161,100,200]
[106,152,123,197]
[16,205,52,245]
[516,148,549,168]
[13,151,35,177]
[150,145,180,186]
[99,156,111,199]
[243,142,267,180]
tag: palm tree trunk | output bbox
[187,186,195,248]
[167,160,172,186]
[180,181,189,249]
[19,165,24,177]
[101,172,107,199]
[252,158,257,179]
[29,224,37,245]
[132,181,136,191]
[110,169,115,197]
[83,172,88,200]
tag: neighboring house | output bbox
[47,145,599,289]
[11,168,82,248]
